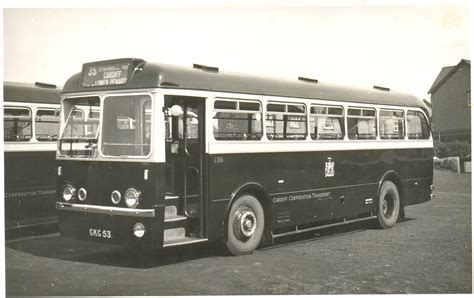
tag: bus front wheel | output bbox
[377,181,400,229]
[226,195,264,255]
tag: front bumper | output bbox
[56,202,162,248]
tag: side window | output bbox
[266,102,307,140]
[407,110,430,139]
[35,108,60,141]
[379,109,404,140]
[4,107,32,142]
[213,99,262,140]
[347,108,376,140]
[310,105,344,140]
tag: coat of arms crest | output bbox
[325,157,335,177]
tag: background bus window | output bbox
[379,109,404,140]
[347,108,376,140]
[213,99,262,140]
[407,110,430,139]
[266,103,306,140]
[310,105,344,140]
[4,107,32,142]
[35,108,60,141]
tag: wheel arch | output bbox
[223,182,271,241]
[378,170,405,217]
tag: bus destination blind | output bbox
[82,62,130,87]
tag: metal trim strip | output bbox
[207,140,433,154]
[56,202,155,218]
[272,215,377,239]
[269,182,379,196]
[163,238,208,247]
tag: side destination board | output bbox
[82,62,130,87]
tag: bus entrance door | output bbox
[164,96,206,245]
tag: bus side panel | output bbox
[340,149,383,218]
[4,151,57,228]
[268,151,346,227]
[401,147,434,206]
[205,146,433,241]
[344,147,434,212]
[206,153,266,241]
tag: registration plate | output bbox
[89,228,112,239]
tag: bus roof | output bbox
[4,81,61,104]
[63,58,427,109]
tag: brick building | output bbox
[428,59,471,142]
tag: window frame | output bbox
[309,104,345,141]
[212,98,263,141]
[265,101,307,141]
[346,107,377,140]
[378,108,405,140]
[34,107,60,142]
[100,94,153,158]
[407,109,430,140]
[4,106,33,142]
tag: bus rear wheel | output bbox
[376,181,400,229]
[226,195,264,256]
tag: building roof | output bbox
[428,59,471,94]
[4,81,62,104]
[63,58,427,110]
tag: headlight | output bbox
[62,184,76,202]
[111,190,122,205]
[78,188,87,201]
[124,188,141,208]
[133,222,146,238]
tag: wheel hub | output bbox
[233,207,257,240]
[383,194,393,218]
[382,200,388,214]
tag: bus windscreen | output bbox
[59,97,100,157]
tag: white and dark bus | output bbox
[4,81,61,235]
[56,59,434,255]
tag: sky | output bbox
[2,2,472,101]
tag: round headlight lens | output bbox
[78,188,87,201]
[133,222,146,238]
[111,190,122,205]
[62,184,76,202]
[124,188,141,208]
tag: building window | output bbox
[35,108,60,141]
[309,105,344,140]
[347,108,376,140]
[379,109,404,139]
[467,91,471,107]
[213,99,262,140]
[4,107,32,142]
[266,102,307,140]
[407,110,430,139]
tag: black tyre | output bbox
[226,195,264,256]
[377,181,400,229]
